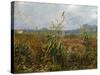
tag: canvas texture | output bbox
[11,1,97,73]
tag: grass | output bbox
[13,12,97,73]
[14,32,97,73]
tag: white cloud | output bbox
[91,13,97,19]
[67,5,79,11]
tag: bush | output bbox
[14,41,34,73]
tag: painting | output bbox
[11,1,97,73]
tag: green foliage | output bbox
[14,41,34,73]
[50,64,62,71]
[80,25,97,68]
[41,11,68,70]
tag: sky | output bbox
[14,1,97,30]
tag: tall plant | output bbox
[41,11,67,70]
[80,25,96,66]
[80,25,91,52]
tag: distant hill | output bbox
[82,24,97,32]
[64,24,97,35]
[15,24,97,35]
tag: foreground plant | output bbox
[41,11,69,70]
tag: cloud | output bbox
[14,2,97,30]
[91,13,97,19]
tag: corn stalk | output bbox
[41,11,67,69]
[80,25,96,65]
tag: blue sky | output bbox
[14,1,97,30]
